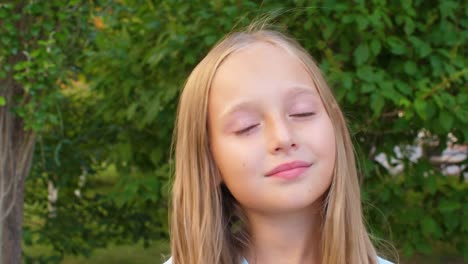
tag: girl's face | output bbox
[208,42,336,214]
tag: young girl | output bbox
[164,24,395,264]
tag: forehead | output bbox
[209,41,318,109]
[213,41,313,88]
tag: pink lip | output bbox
[265,160,312,179]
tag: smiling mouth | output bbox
[265,160,312,178]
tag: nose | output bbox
[267,116,297,154]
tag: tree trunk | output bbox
[0,2,36,262]
[0,76,35,264]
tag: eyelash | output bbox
[235,124,259,135]
[234,112,315,135]
[291,112,315,117]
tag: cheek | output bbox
[322,121,337,183]
[210,136,264,204]
[306,116,336,170]
[319,115,335,145]
[211,135,262,183]
[322,123,336,161]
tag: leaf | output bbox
[354,43,369,65]
[404,17,415,35]
[454,108,468,124]
[346,90,358,103]
[1,36,11,46]
[408,36,432,58]
[395,81,412,96]
[438,198,461,212]
[357,66,374,82]
[126,103,138,119]
[387,36,406,55]
[361,83,375,93]
[403,241,414,257]
[440,1,458,19]
[380,187,390,202]
[440,92,456,107]
[404,61,417,75]
[433,94,443,108]
[414,99,428,120]
[0,8,7,19]
[204,35,217,45]
[443,214,459,232]
[335,86,346,102]
[421,217,438,237]
[342,73,353,90]
[0,96,5,106]
[370,93,385,116]
[342,15,353,24]
[356,16,368,30]
[439,110,454,131]
[415,240,432,254]
[122,182,139,201]
[457,93,468,104]
[381,84,402,104]
[150,148,163,165]
[323,23,336,39]
[370,39,381,55]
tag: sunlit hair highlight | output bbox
[170,22,379,264]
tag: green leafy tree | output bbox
[14,0,468,263]
[83,0,467,260]
[0,1,95,263]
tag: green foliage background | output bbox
[1,0,466,263]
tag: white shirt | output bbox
[163,256,394,264]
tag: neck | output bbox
[244,203,322,264]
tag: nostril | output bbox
[273,142,297,153]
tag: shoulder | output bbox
[377,256,394,264]
[163,257,172,264]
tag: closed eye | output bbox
[235,124,259,135]
[290,112,315,117]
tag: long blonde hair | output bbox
[170,23,379,264]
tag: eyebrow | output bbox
[220,101,257,121]
[288,85,318,98]
[220,85,318,119]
